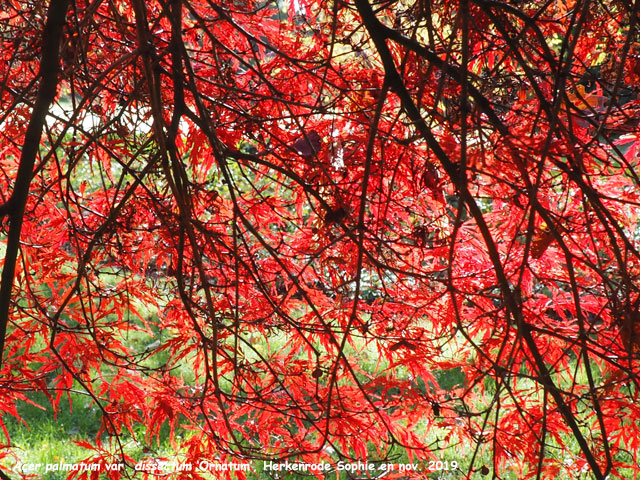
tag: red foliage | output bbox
[1,0,640,479]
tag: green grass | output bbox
[3,391,102,479]
[2,389,184,480]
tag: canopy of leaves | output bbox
[1,0,640,479]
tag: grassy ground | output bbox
[4,391,102,480]
[0,324,610,480]
[0,379,503,480]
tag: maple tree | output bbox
[1,0,640,478]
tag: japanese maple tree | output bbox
[1,0,640,478]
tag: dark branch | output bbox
[352,0,605,478]
[0,0,71,368]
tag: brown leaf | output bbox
[618,308,640,354]
[531,223,554,259]
[389,339,417,351]
[324,206,347,225]
[292,130,322,159]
